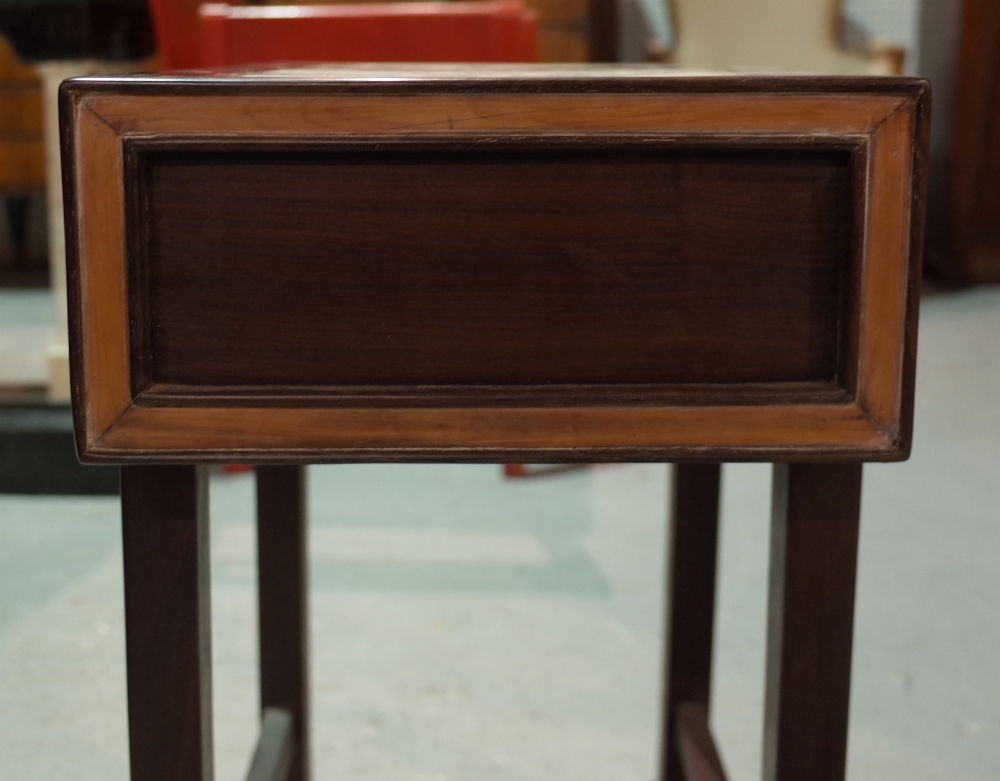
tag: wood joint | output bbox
[675,702,728,781]
[245,707,295,781]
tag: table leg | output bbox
[763,463,863,781]
[256,465,310,781]
[121,465,214,781]
[660,463,725,781]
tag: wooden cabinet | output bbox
[60,66,928,781]
[949,0,1000,282]
[61,67,927,463]
[0,38,43,194]
[0,38,45,278]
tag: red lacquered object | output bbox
[151,0,536,70]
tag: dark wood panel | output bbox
[120,465,213,781]
[256,465,309,781]
[660,463,722,781]
[140,146,851,391]
[763,463,862,781]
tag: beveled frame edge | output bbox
[898,80,930,459]
[63,92,132,460]
[61,78,929,463]
[61,84,84,455]
[121,132,864,409]
[61,70,929,97]
[74,447,893,465]
[853,83,929,459]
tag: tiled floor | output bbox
[1,286,999,780]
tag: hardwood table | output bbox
[60,65,929,781]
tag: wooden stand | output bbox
[117,460,865,781]
[61,66,928,781]
[661,464,723,780]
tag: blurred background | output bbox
[1,0,998,779]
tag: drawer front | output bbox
[62,72,928,462]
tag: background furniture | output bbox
[0,0,153,61]
[662,0,903,74]
[0,0,153,401]
[61,66,928,781]
[0,21,132,494]
[153,0,536,69]
[0,38,45,284]
[944,0,1000,283]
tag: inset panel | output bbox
[140,146,851,390]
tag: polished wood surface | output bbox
[763,463,862,781]
[661,464,723,781]
[61,68,928,463]
[81,89,908,134]
[256,466,309,781]
[69,105,131,441]
[96,402,882,461]
[120,465,214,781]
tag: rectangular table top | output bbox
[60,65,929,463]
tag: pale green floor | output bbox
[0,287,998,781]
[0,290,53,386]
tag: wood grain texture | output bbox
[142,146,848,388]
[83,92,904,137]
[95,402,885,461]
[120,465,213,781]
[256,466,309,781]
[857,104,914,440]
[763,463,862,781]
[661,464,722,781]
[68,105,131,449]
[59,68,929,462]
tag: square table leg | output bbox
[121,465,214,781]
[255,465,310,781]
[660,463,726,781]
[763,463,863,781]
